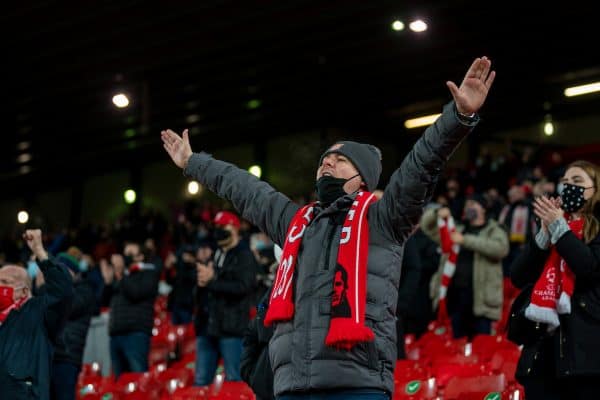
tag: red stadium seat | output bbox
[443,374,507,400]
[171,385,210,400]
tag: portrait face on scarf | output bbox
[332,270,348,307]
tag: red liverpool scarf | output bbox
[264,191,377,350]
[436,215,460,325]
[525,217,584,329]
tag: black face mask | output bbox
[315,174,360,204]
[559,183,592,213]
[213,228,232,242]
[464,207,478,222]
[123,255,134,266]
[183,262,196,270]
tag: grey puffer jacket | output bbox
[184,102,478,396]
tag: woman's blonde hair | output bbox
[565,160,600,243]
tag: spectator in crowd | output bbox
[423,194,509,339]
[240,243,283,400]
[395,235,421,358]
[250,232,276,302]
[144,238,164,271]
[402,225,440,339]
[511,160,600,399]
[194,211,257,386]
[0,229,73,400]
[499,184,537,277]
[163,56,495,398]
[485,187,505,221]
[166,244,198,325]
[80,253,104,315]
[102,241,159,378]
[50,250,96,400]
[445,177,466,220]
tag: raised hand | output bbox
[99,259,114,285]
[197,261,215,287]
[23,229,48,261]
[161,129,193,169]
[447,56,496,115]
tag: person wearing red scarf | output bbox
[162,56,496,399]
[511,160,600,400]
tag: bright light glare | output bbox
[544,121,554,136]
[409,19,428,32]
[124,189,136,204]
[564,82,600,97]
[17,153,32,163]
[392,20,405,31]
[248,165,262,178]
[187,181,200,195]
[112,93,130,108]
[18,211,29,224]
[404,113,441,129]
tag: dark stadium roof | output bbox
[3,1,598,194]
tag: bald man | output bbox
[0,229,74,400]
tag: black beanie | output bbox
[319,141,382,192]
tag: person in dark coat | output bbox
[241,289,274,400]
[102,241,159,378]
[166,244,198,325]
[395,234,421,359]
[194,211,257,386]
[403,227,440,338]
[50,251,96,400]
[0,229,73,400]
[511,160,600,400]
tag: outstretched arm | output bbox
[23,229,74,342]
[161,129,299,246]
[371,57,496,243]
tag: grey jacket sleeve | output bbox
[184,152,300,246]
[371,102,478,243]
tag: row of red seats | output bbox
[82,296,525,399]
[393,325,524,399]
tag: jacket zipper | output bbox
[323,224,337,270]
[559,326,564,359]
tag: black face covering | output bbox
[213,228,232,242]
[315,174,360,204]
[464,207,478,222]
[559,183,591,213]
[123,255,134,266]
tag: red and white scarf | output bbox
[525,217,584,329]
[499,204,530,244]
[264,191,377,350]
[0,295,29,325]
[436,215,461,324]
[128,262,156,274]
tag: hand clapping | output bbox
[533,196,564,228]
